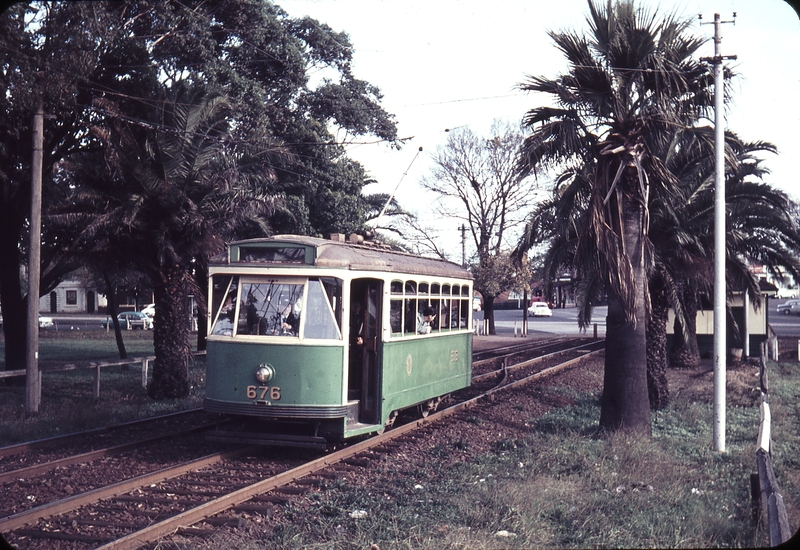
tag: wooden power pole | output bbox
[26,98,44,415]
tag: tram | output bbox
[204,234,474,448]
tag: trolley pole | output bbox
[460,224,467,268]
[701,12,736,452]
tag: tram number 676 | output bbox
[246,385,281,401]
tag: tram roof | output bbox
[217,235,472,280]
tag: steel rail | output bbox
[0,448,252,532]
[471,336,569,362]
[472,339,603,383]
[0,408,204,459]
[94,347,604,550]
[0,421,220,484]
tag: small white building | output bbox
[39,280,106,314]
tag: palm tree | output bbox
[517,0,713,435]
[655,132,800,370]
[50,89,284,398]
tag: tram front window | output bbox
[238,281,304,336]
[209,276,343,339]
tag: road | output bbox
[36,298,800,339]
[475,306,607,338]
[481,298,800,340]
[768,298,800,338]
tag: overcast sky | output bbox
[280,0,800,254]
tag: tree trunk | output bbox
[598,183,652,436]
[0,211,27,375]
[148,266,190,399]
[102,271,127,360]
[484,295,496,335]
[669,279,701,368]
[194,260,208,352]
[646,271,670,410]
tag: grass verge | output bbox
[0,330,204,444]
[1,334,798,548]
[172,359,798,549]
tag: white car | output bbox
[472,297,482,311]
[38,314,54,328]
[527,302,553,317]
[776,288,798,299]
[142,303,156,318]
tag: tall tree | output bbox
[1,1,398,375]
[517,0,714,435]
[50,90,283,397]
[420,121,535,333]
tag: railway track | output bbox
[1,337,604,549]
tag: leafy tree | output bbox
[0,2,122,371]
[420,121,536,333]
[50,90,283,398]
[517,0,714,435]
[1,1,398,379]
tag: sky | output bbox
[279,0,800,255]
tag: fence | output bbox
[0,351,206,399]
[751,342,792,546]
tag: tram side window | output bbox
[210,275,239,336]
[439,298,451,331]
[460,298,470,328]
[390,299,403,334]
[404,297,417,335]
[304,278,342,339]
[428,298,440,332]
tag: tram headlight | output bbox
[254,364,275,384]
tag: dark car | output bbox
[102,311,153,329]
[777,299,800,315]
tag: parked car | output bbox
[38,314,54,328]
[777,299,800,315]
[472,297,482,311]
[102,311,153,329]
[777,287,798,299]
[527,302,553,317]
[0,314,53,328]
[141,303,156,318]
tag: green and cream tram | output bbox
[204,235,474,448]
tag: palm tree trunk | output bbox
[148,265,190,399]
[194,260,208,352]
[646,271,670,410]
[598,187,652,436]
[669,279,701,368]
[0,211,26,375]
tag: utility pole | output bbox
[701,12,737,452]
[26,98,44,415]
[459,224,467,268]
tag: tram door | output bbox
[349,279,382,424]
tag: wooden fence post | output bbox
[141,358,149,388]
[93,364,101,398]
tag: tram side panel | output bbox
[380,333,472,421]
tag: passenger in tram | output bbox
[417,307,436,334]
[349,300,365,396]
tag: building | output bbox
[38,280,107,314]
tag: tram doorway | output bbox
[348,278,383,424]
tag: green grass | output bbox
[169,360,799,549]
[0,330,203,444]
[1,328,156,368]
[2,333,798,548]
